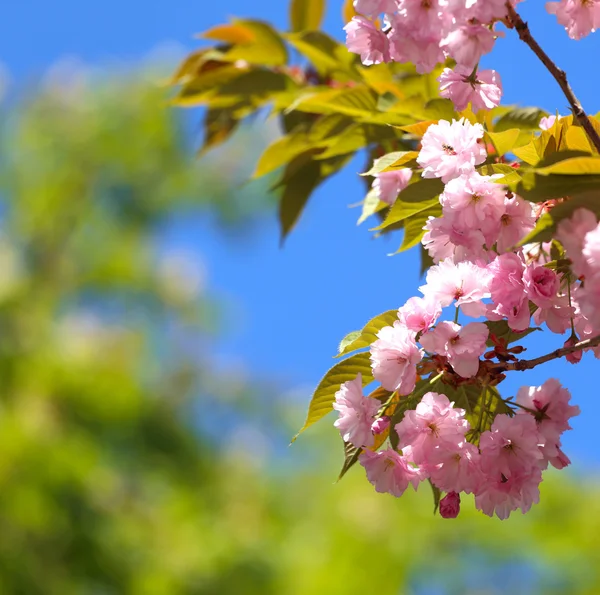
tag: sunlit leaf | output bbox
[293,352,374,440]
[361,151,418,176]
[336,309,399,358]
[290,0,326,31]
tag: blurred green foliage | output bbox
[0,65,598,595]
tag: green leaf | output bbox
[221,19,288,67]
[429,480,441,516]
[517,171,600,202]
[278,157,322,242]
[285,31,356,76]
[338,441,362,481]
[485,129,522,156]
[357,188,388,225]
[373,178,444,230]
[535,156,600,175]
[485,320,540,347]
[422,98,458,121]
[254,132,315,178]
[361,151,418,176]
[336,310,399,358]
[338,331,361,354]
[290,0,326,31]
[292,352,374,441]
[494,107,548,133]
[398,203,441,252]
[477,163,522,187]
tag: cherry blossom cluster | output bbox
[332,115,600,519]
[344,0,599,113]
[334,376,579,519]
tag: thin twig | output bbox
[493,333,600,372]
[505,3,600,154]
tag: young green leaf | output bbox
[292,352,374,441]
[336,310,399,358]
[290,0,326,32]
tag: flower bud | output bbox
[564,336,582,365]
[439,492,461,519]
[371,416,390,435]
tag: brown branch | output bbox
[505,3,600,154]
[493,333,600,372]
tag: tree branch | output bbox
[505,3,600,154]
[493,333,600,372]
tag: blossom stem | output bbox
[505,3,600,154]
[494,333,600,372]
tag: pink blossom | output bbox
[439,491,461,519]
[533,294,576,334]
[523,264,560,309]
[440,172,506,244]
[516,379,580,463]
[420,321,488,378]
[422,213,490,264]
[420,258,491,316]
[417,118,487,183]
[388,27,446,74]
[333,374,380,448]
[574,277,600,327]
[556,208,598,277]
[438,67,502,113]
[441,23,496,69]
[344,16,390,65]
[496,196,536,253]
[583,222,600,275]
[546,0,600,40]
[371,416,390,435]
[487,253,531,331]
[564,336,583,364]
[475,465,542,520]
[549,446,571,470]
[370,321,423,394]
[359,448,423,497]
[372,168,412,205]
[428,441,482,494]
[472,0,524,23]
[395,392,469,465]
[397,295,441,334]
[539,115,558,130]
[479,414,544,479]
[354,0,398,17]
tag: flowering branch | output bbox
[505,3,600,154]
[494,333,600,372]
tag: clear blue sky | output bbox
[2,1,600,466]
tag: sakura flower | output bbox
[417,118,487,183]
[516,379,580,464]
[370,321,423,394]
[556,208,598,277]
[420,258,491,317]
[441,23,496,69]
[420,321,489,378]
[428,441,482,494]
[372,168,412,205]
[397,295,442,334]
[422,213,490,264]
[564,335,583,364]
[344,16,390,65]
[546,0,600,40]
[333,374,380,448]
[496,196,536,253]
[371,416,390,435]
[539,115,558,130]
[472,0,524,23]
[439,172,506,243]
[523,264,560,309]
[354,0,398,17]
[479,414,544,478]
[395,392,469,464]
[487,253,530,331]
[359,448,423,497]
[438,67,503,113]
[388,26,446,74]
[533,294,575,334]
[475,465,542,520]
[439,491,461,519]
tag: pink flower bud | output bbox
[564,336,583,365]
[439,492,461,519]
[371,416,390,435]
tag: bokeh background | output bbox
[1,2,600,594]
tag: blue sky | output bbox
[2,1,600,466]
